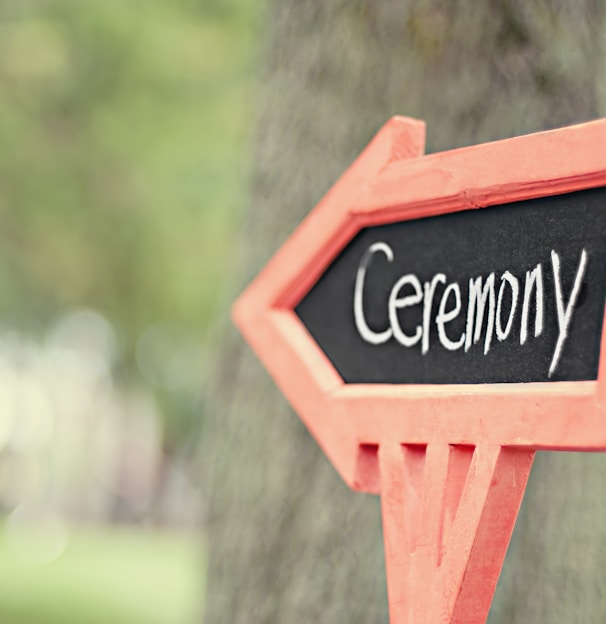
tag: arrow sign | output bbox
[232,117,606,623]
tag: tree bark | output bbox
[203,1,606,622]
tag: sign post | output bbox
[232,117,606,623]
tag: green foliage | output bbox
[0,525,202,624]
[0,0,259,351]
[0,0,262,456]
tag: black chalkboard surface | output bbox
[296,186,606,384]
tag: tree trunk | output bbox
[203,1,606,622]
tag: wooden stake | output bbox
[379,444,534,623]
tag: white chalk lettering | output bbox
[389,274,423,347]
[354,242,393,345]
[352,243,590,378]
[422,273,446,354]
[549,248,588,377]
[466,273,495,355]
[496,271,519,341]
[436,282,465,351]
[520,264,544,345]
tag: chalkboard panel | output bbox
[296,186,606,384]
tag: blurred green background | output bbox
[0,0,262,621]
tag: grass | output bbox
[0,524,203,624]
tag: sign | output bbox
[232,117,606,624]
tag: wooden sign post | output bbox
[232,117,606,623]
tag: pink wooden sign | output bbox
[233,117,606,623]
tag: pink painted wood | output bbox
[379,444,533,623]
[232,117,606,623]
